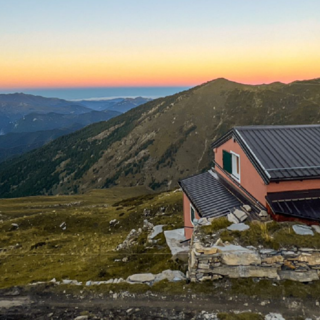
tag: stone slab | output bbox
[227,223,250,232]
[233,209,248,222]
[211,266,278,279]
[221,251,261,266]
[279,270,319,282]
[127,273,155,283]
[227,213,239,224]
[149,225,165,239]
[289,253,320,266]
[312,225,320,234]
[164,228,189,256]
[293,225,314,236]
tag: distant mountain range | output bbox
[77,97,152,113]
[0,93,151,161]
[1,77,320,198]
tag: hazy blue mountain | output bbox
[0,93,93,134]
[10,110,121,133]
[0,125,83,163]
[77,97,152,113]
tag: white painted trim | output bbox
[190,203,196,225]
[230,150,241,183]
[235,129,271,179]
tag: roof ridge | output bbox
[235,124,320,130]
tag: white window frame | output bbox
[230,151,240,182]
[190,204,196,225]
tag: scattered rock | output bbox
[198,218,211,226]
[143,219,154,231]
[259,210,268,218]
[312,225,320,234]
[109,219,118,226]
[265,313,285,320]
[143,208,151,216]
[126,308,133,314]
[116,228,141,251]
[11,223,19,230]
[227,213,239,224]
[74,316,88,320]
[62,279,72,285]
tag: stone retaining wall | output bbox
[188,238,320,283]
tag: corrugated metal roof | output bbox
[267,189,320,221]
[179,171,243,218]
[213,125,320,183]
[236,125,320,181]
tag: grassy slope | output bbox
[3,190,320,303]
[1,78,320,198]
[0,187,184,289]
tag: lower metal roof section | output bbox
[179,171,243,218]
[266,189,320,222]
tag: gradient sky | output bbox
[1,0,320,89]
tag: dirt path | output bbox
[1,290,320,319]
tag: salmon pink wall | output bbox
[215,138,267,205]
[183,193,200,239]
[215,137,320,207]
[267,180,320,193]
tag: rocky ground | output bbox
[1,284,320,320]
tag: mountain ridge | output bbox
[0,77,320,198]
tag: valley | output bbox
[0,94,151,162]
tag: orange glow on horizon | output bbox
[1,47,319,89]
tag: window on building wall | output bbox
[190,204,195,224]
[223,150,240,182]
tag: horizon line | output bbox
[1,76,319,92]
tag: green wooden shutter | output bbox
[223,150,232,174]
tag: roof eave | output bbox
[269,175,320,182]
[178,180,204,218]
[211,129,234,149]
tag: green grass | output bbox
[201,217,232,234]
[0,187,184,288]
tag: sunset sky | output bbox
[1,0,320,90]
